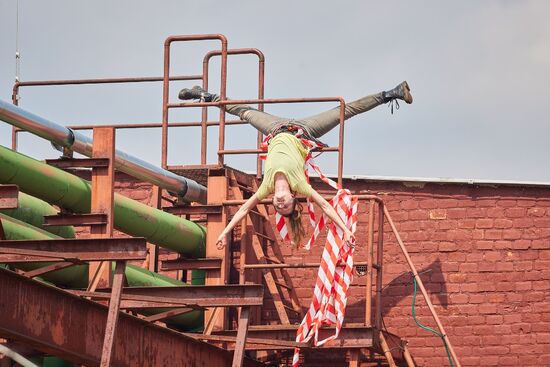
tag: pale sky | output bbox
[0,0,549,182]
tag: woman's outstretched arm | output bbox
[309,189,355,244]
[215,193,260,249]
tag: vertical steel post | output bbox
[375,202,384,331]
[337,98,345,188]
[365,199,375,326]
[205,169,229,330]
[217,38,228,165]
[232,307,250,367]
[86,127,126,367]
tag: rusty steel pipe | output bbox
[0,100,206,203]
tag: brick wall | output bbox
[287,178,550,367]
[112,172,550,366]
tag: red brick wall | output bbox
[287,178,549,367]
[111,173,550,366]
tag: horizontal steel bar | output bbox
[13,119,247,132]
[15,75,202,87]
[0,238,147,263]
[72,284,264,308]
[213,324,374,350]
[43,213,108,227]
[0,184,19,209]
[222,194,384,206]
[161,257,222,271]
[243,261,376,270]
[0,268,262,367]
[162,204,222,215]
[168,96,345,109]
[218,146,338,156]
[45,158,110,168]
[183,333,307,348]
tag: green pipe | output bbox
[1,192,75,238]
[0,145,206,257]
[0,213,202,330]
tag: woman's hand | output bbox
[344,230,356,249]
[216,232,228,250]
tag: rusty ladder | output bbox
[228,170,303,325]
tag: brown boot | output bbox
[383,81,413,104]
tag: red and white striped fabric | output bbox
[259,127,358,366]
[291,188,358,367]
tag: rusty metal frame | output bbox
[43,213,108,227]
[4,33,462,366]
[71,284,264,308]
[161,257,222,271]
[45,157,110,169]
[210,324,377,350]
[202,48,266,178]
[0,238,147,263]
[0,268,263,367]
[0,184,19,209]
[161,34,228,168]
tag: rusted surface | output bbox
[45,158,110,169]
[72,284,264,308]
[43,213,108,227]
[0,185,19,209]
[161,257,222,271]
[243,261,372,269]
[88,127,116,298]
[0,268,263,367]
[0,238,147,263]
[205,170,230,330]
[213,324,375,351]
[232,307,250,367]
[100,261,126,367]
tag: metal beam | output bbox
[0,237,147,263]
[45,158,110,168]
[43,213,108,227]
[71,284,264,308]
[161,257,222,271]
[0,184,18,209]
[0,268,263,367]
[213,324,375,350]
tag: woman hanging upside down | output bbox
[178,82,413,248]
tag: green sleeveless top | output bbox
[256,133,313,200]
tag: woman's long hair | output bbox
[283,198,305,246]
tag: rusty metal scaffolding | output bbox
[1,34,461,367]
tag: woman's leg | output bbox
[299,81,413,138]
[211,96,285,136]
[298,92,385,138]
[179,86,287,136]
